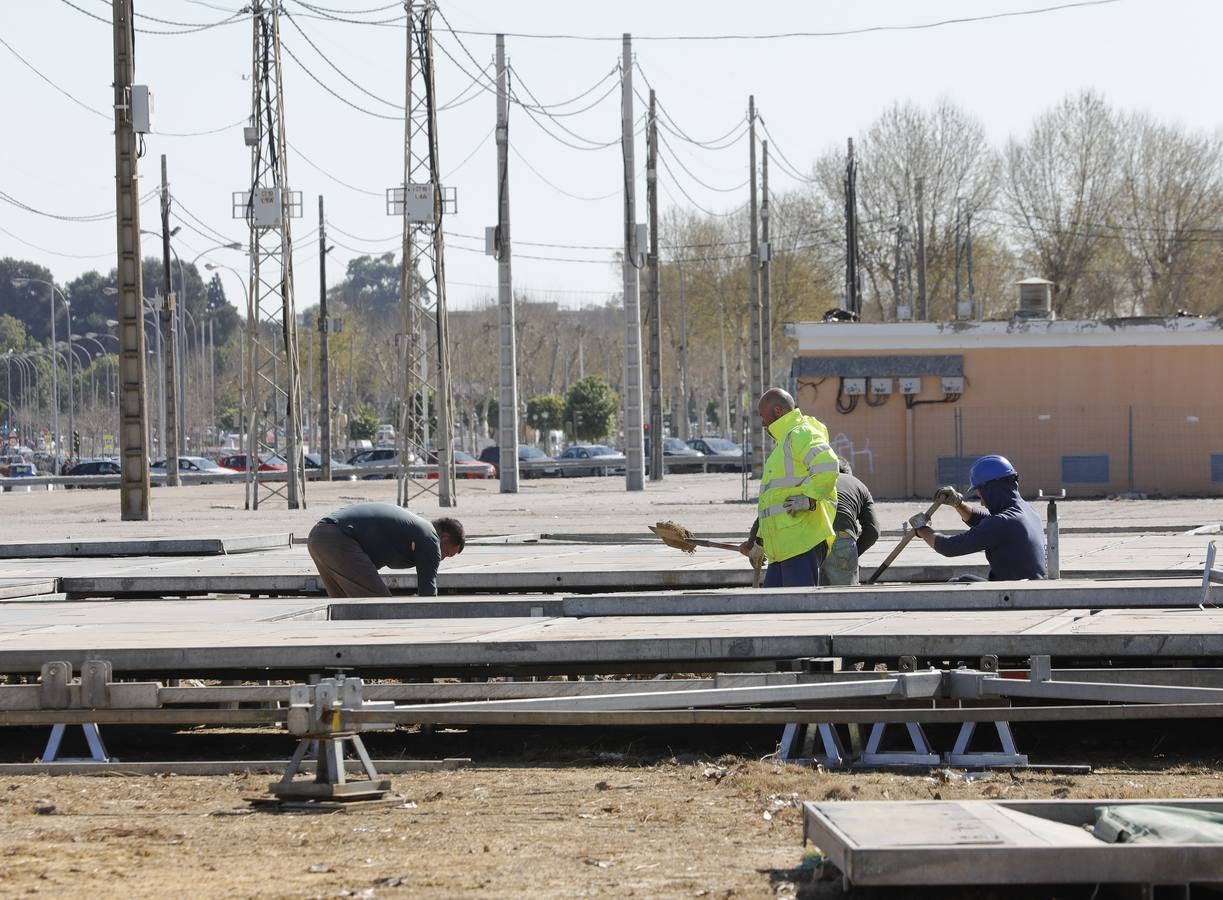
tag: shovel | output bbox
[865,499,944,584]
[649,520,765,588]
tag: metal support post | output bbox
[318,195,332,479]
[760,141,772,385]
[160,156,180,484]
[747,97,763,478]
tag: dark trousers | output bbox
[763,543,826,588]
[306,521,391,598]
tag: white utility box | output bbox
[942,376,965,394]
[843,378,867,396]
[869,378,893,395]
[899,377,922,395]
[131,85,153,133]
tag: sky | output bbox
[2,0,1221,312]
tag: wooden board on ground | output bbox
[0,533,293,559]
[803,799,1223,888]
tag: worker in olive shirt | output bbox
[307,502,465,597]
[820,458,881,585]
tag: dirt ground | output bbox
[2,722,1221,899]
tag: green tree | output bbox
[564,377,618,442]
[349,402,379,441]
[526,393,565,434]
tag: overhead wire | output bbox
[281,7,402,110]
[0,224,114,260]
[288,141,384,198]
[61,0,251,35]
[755,114,816,183]
[279,39,402,121]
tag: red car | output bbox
[425,450,495,480]
[216,452,289,472]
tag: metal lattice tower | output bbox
[388,1,455,508]
[235,0,305,509]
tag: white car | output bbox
[151,456,239,478]
[557,444,627,477]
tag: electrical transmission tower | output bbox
[388,1,455,508]
[234,0,306,509]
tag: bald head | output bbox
[757,388,795,428]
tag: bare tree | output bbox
[1004,90,1122,317]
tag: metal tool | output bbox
[866,499,945,584]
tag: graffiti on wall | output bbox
[831,431,874,474]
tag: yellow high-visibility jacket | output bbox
[757,408,839,562]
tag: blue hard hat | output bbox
[969,454,1017,489]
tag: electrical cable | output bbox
[755,115,816,184]
[0,223,114,259]
[281,8,402,110]
[62,0,250,35]
[279,40,402,121]
[442,1,1120,41]
[656,130,748,193]
[173,196,243,245]
[0,187,155,222]
[288,141,383,197]
[442,126,495,181]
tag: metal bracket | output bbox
[43,723,114,763]
[856,722,940,767]
[778,722,847,768]
[944,721,1028,768]
[1201,540,1220,609]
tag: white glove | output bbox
[908,512,930,529]
[783,495,815,515]
[747,543,765,568]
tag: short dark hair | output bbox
[433,517,465,550]
[837,457,852,475]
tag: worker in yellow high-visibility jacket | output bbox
[738,388,839,587]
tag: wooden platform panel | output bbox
[566,578,1210,616]
[3,603,1223,676]
[803,799,1223,887]
[0,533,292,559]
[0,532,1212,597]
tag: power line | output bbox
[0,186,154,222]
[633,62,748,151]
[443,126,495,181]
[0,223,114,260]
[61,0,251,35]
[442,1,1120,41]
[279,39,402,121]
[754,115,816,184]
[281,8,402,110]
[288,141,383,197]
[656,129,748,193]
[508,144,619,202]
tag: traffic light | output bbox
[72,430,81,456]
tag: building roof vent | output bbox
[1015,277,1055,320]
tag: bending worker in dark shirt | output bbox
[307,502,465,597]
[913,454,1046,581]
[820,458,881,585]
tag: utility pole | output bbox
[391,1,455,507]
[160,155,180,485]
[953,197,963,319]
[239,0,305,509]
[318,195,332,479]
[915,175,928,321]
[646,89,663,482]
[112,0,150,519]
[966,207,977,319]
[620,33,645,491]
[747,96,763,478]
[677,261,689,441]
[844,137,861,317]
[760,140,772,386]
[494,33,519,493]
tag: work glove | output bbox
[782,495,815,515]
[934,485,963,507]
[747,543,765,569]
[908,512,930,530]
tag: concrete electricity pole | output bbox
[112,0,151,519]
[159,155,180,486]
[494,33,519,493]
[844,138,861,317]
[646,89,663,482]
[620,34,645,491]
[318,195,332,479]
[915,175,928,321]
[747,96,763,478]
[760,140,772,386]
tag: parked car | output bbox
[1,455,37,478]
[645,436,705,473]
[557,444,626,477]
[304,452,358,481]
[348,447,401,478]
[423,449,495,480]
[687,436,746,471]
[478,444,560,478]
[64,458,121,487]
[151,456,240,479]
[216,452,288,472]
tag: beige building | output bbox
[785,316,1223,499]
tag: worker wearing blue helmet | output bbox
[912,454,1047,581]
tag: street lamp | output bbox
[10,277,66,455]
